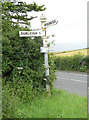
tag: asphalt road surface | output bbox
[54,71,88,97]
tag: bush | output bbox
[2,85,20,118]
[80,66,87,72]
[54,54,88,72]
[2,20,56,102]
[86,55,89,70]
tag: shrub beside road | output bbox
[53,54,89,72]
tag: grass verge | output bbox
[7,88,87,118]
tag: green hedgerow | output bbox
[2,19,56,102]
[54,54,88,72]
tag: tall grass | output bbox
[3,88,87,118]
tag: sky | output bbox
[20,0,87,51]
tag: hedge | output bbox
[54,54,89,72]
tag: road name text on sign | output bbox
[19,31,42,37]
[43,19,58,28]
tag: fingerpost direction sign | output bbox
[19,31,42,37]
[43,19,58,28]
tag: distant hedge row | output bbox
[54,54,89,72]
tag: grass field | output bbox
[54,48,89,57]
[5,89,87,118]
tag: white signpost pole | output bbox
[40,14,50,94]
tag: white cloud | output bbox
[20,0,87,44]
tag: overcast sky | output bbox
[20,0,87,45]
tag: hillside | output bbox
[53,48,89,57]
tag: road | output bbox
[54,71,88,97]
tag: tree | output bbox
[2,0,46,26]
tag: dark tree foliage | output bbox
[2,0,46,25]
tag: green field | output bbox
[54,48,89,57]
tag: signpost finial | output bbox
[40,14,47,22]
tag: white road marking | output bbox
[57,77,87,83]
[57,72,88,77]
[70,79,87,83]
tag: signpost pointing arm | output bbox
[19,31,42,37]
[43,19,58,28]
